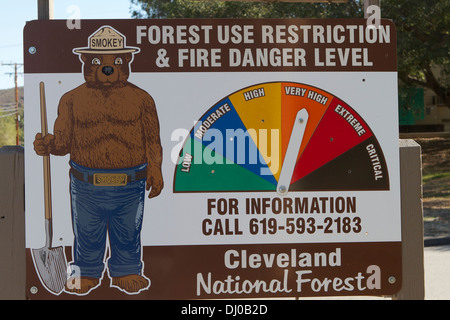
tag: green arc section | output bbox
[174,138,277,192]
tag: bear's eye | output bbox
[92,58,101,65]
[115,58,123,65]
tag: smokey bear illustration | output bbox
[33,26,163,295]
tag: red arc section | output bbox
[291,97,373,184]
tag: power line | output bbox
[0,112,18,118]
[1,103,18,108]
[0,44,22,49]
[0,107,19,112]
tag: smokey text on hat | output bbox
[91,37,124,50]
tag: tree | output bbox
[131,0,362,19]
[131,0,450,109]
[383,0,449,108]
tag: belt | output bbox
[70,167,147,186]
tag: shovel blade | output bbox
[32,246,67,295]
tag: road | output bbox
[424,244,450,300]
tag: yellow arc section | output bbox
[229,83,282,181]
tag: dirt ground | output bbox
[413,136,450,238]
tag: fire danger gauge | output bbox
[174,82,389,193]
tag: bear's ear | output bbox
[125,53,133,62]
[79,54,89,62]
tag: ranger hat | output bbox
[73,26,140,54]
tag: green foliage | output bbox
[0,113,23,147]
[0,114,16,147]
[383,0,450,88]
[131,0,364,19]
[0,87,24,147]
[0,104,24,148]
[423,172,450,183]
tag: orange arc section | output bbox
[281,83,332,164]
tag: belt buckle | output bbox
[93,173,128,186]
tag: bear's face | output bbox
[80,53,132,88]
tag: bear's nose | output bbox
[102,66,114,76]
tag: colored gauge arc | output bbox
[173,82,389,193]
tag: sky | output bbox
[0,0,138,90]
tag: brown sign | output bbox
[24,19,401,300]
[25,18,396,74]
[27,242,401,299]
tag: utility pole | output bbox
[2,62,23,146]
[38,0,54,20]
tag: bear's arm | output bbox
[141,93,164,197]
[49,93,73,156]
[142,94,162,169]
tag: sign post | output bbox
[24,18,401,299]
[37,0,53,20]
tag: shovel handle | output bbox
[39,82,52,221]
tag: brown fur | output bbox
[34,53,163,198]
[65,277,99,295]
[112,275,150,293]
[64,275,149,295]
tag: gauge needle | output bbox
[277,108,309,195]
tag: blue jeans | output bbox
[69,161,147,279]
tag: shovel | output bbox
[32,82,67,295]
